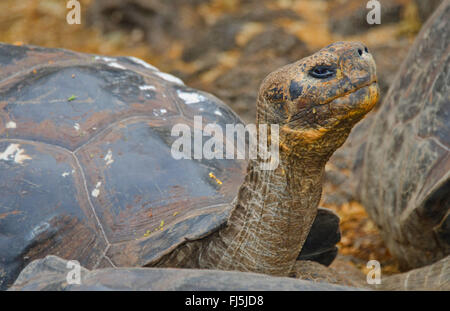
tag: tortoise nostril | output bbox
[358,48,363,56]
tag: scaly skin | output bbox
[155,42,379,278]
[379,256,450,290]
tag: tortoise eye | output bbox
[309,65,336,79]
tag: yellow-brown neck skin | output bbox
[200,153,326,275]
[197,108,355,275]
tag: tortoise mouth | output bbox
[323,79,378,108]
[326,80,379,113]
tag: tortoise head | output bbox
[258,41,379,156]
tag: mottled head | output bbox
[258,41,379,156]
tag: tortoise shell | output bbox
[10,255,355,291]
[0,43,339,289]
[360,2,449,269]
[0,43,247,288]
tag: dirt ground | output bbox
[1,0,439,277]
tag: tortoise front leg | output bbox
[297,207,341,266]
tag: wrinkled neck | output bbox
[199,146,327,276]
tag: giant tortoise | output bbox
[0,40,378,289]
[359,0,449,270]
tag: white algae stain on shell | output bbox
[0,144,32,164]
[127,56,159,71]
[6,121,16,129]
[154,71,184,85]
[104,149,114,166]
[139,85,156,91]
[91,182,102,198]
[177,90,206,104]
